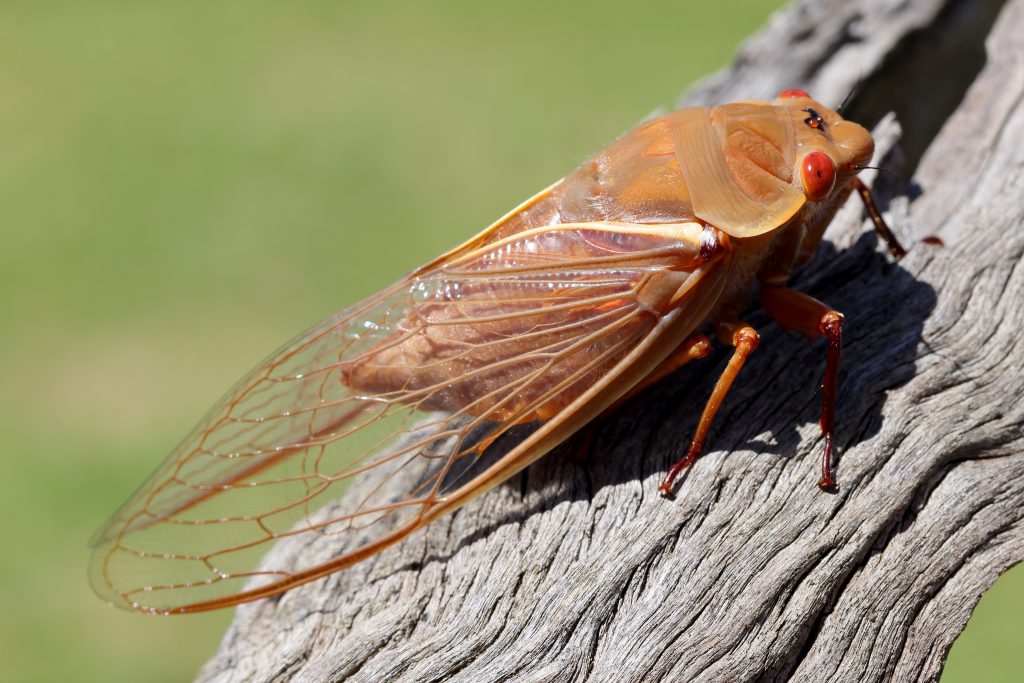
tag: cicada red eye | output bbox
[801,151,836,201]
[778,88,811,99]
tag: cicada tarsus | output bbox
[90,89,911,615]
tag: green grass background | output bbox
[1,1,1018,681]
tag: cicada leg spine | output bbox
[658,320,759,497]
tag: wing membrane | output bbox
[90,220,719,613]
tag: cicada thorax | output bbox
[713,104,798,202]
[470,115,699,246]
[554,116,695,225]
[662,104,802,239]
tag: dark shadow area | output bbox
[845,0,1007,174]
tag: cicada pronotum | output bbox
[90,89,910,615]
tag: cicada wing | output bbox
[90,220,723,614]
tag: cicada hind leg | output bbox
[658,317,759,497]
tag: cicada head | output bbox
[774,89,874,203]
[682,91,878,239]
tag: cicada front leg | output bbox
[759,286,844,491]
[658,316,759,497]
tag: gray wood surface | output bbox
[198,0,1024,680]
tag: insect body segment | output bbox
[91,90,907,614]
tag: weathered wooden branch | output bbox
[198,0,1024,680]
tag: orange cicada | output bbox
[90,90,908,615]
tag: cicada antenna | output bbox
[837,81,858,114]
[852,164,897,178]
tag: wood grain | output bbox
[198,0,1023,680]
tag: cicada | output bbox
[90,89,908,615]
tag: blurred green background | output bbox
[0,1,1018,681]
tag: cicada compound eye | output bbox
[801,151,836,202]
[778,88,811,99]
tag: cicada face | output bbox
[773,91,875,203]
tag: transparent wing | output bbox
[90,220,721,614]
